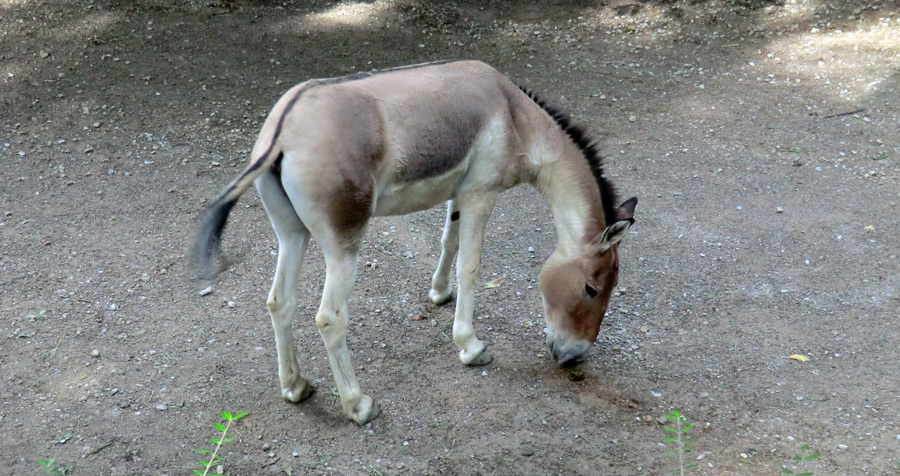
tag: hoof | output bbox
[428,287,455,305]
[349,395,381,425]
[281,376,315,403]
[463,348,494,367]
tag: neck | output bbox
[530,150,605,258]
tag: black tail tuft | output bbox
[192,198,237,282]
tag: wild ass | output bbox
[194,60,637,425]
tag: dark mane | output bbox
[517,85,619,228]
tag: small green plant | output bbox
[781,444,820,476]
[367,465,383,476]
[28,310,48,320]
[37,457,71,474]
[663,410,696,475]
[193,411,248,476]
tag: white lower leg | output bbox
[268,295,312,402]
[429,201,459,304]
[449,194,497,366]
[266,232,313,402]
[317,252,380,424]
[452,270,487,364]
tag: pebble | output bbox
[263,442,271,450]
[838,444,848,450]
[520,447,534,457]
[776,207,784,213]
[199,286,213,296]
[628,115,637,123]
[90,349,100,358]
[528,246,535,252]
[156,403,167,411]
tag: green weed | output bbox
[37,457,71,474]
[192,411,248,476]
[663,410,696,475]
[781,444,820,476]
[28,310,48,320]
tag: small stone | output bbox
[109,303,118,311]
[199,286,213,296]
[520,447,534,457]
[90,349,100,358]
[528,246,535,252]
[838,444,848,450]
[293,451,299,458]
[656,415,668,425]
[216,465,224,474]
[40,50,50,58]
[640,324,649,333]
[263,442,270,450]
[156,403,167,411]
[776,207,784,213]
[227,301,236,308]
[267,451,275,458]
[628,115,637,123]
[92,122,101,129]
[568,369,585,381]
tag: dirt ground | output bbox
[2,0,899,474]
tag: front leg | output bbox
[451,193,499,366]
[429,200,460,305]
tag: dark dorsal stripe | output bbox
[517,85,619,228]
[218,61,452,200]
[264,61,451,167]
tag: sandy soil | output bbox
[2,0,899,474]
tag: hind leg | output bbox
[315,245,380,424]
[256,172,314,403]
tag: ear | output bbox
[615,197,638,222]
[597,219,632,252]
[593,197,637,252]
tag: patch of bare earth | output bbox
[1,0,898,474]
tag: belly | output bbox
[372,163,467,216]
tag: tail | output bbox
[192,148,283,281]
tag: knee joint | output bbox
[316,311,345,332]
[267,294,296,315]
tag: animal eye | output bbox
[584,283,598,299]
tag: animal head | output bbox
[540,197,637,365]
